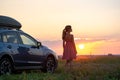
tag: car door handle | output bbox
[7,45,12,49]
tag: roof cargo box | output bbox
[0,16,22,29]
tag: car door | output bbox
[1,31,26,67]
[18,32,43,66]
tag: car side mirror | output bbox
[37,42,42,48]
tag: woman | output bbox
[62,25,77,68]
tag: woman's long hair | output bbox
[62,28,66,40]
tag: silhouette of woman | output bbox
[62,25,77,68]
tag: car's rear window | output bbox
[2,32,19,44]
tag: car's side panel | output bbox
[17,32,44,67]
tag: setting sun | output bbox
[79,44,85,49]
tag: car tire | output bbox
[0,58,13,75]
[41,56,56,73]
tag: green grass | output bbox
[0,55,120,80]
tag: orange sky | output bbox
[42,38,120,55]
[0,0,120,55]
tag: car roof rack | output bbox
[0,16,22,30]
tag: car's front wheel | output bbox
[41,56,56,73]
[0,58,13,75]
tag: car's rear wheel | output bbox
[0,58,13,75]
[41,56,56,73]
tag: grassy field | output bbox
[0,55,120,80]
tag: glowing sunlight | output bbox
[76,41,104,55]
[79,44,85,50]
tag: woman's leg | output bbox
[65,59,73,68]
[69,59,73,68]
[65,60,69,67]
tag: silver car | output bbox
[0,16,58,74]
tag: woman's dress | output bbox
[62,33,77,60]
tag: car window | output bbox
[2,34,7,42]
[20,33,36,46]
[2,32,19,44]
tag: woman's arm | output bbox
[72,35,77,53]
[63,40,66,48]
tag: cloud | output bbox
[75,37,106,43]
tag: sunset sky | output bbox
[0,0,120,55]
